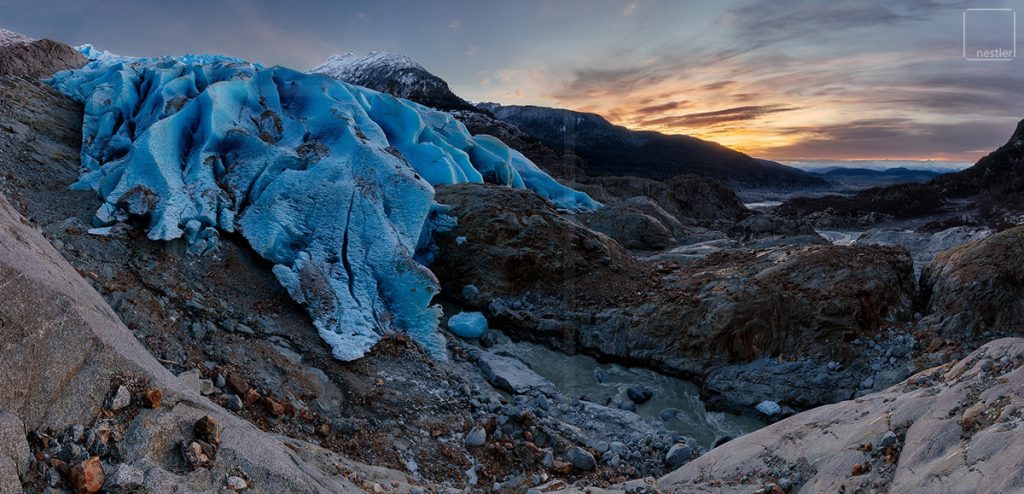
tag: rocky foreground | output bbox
[2,31,1024,494]
[0,190,421,493]
[562,336,1024,493]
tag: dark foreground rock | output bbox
[574,175,825,251]
[574,174,750,224]
[920,226,1024,339]
[434,183,916,413]
[571,245,915,395]
[578,197,677,251]
[433,183,649,304]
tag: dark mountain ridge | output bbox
[477,103,827,189]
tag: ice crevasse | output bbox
[48,49,598,361]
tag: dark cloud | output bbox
[722,0,970,46]
[633,100,691,115]
[550,66,676,100]
[702,80,736,90]
[872,70,1024,117]
[641,105,798,128]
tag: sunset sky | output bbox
[6,0,1023,165]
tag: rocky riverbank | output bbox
[559,337,1024,493]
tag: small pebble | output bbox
[226,475,248,490]
[110,386,131,410]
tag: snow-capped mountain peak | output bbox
[309,51,478,112]
[0,28,32,48]
[312,51,427,78]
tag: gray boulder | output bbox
[580,199,676,251]
[664,443,693,469]
[567,446,596,471]
[471,348,559,396]
[464,426,487,448]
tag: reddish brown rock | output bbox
[226,372,251,395]
[548,460,572,475]
[194,415,221,445]
[263,397,285,417]
[0,38,87,79]
[69,456,104,494]
[243,389,261,406]
[181,441,212,470]
[141,388,163,408]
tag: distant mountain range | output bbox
[806,167,944,188]
[777,120,1024,230]
[310,53,827,190]
[812,167,942,180]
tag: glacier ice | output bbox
[48,48,597,361]
[447,312,488,339]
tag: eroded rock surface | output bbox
[0,38,87,79]
[920,226,1024,339]
[434,183,917,412]
[657,337,1024,493]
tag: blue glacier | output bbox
[48,48,597,361]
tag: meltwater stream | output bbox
[487,337,765,449]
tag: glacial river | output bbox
[488,338,765,449]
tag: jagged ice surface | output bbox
[49,50,597,361]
